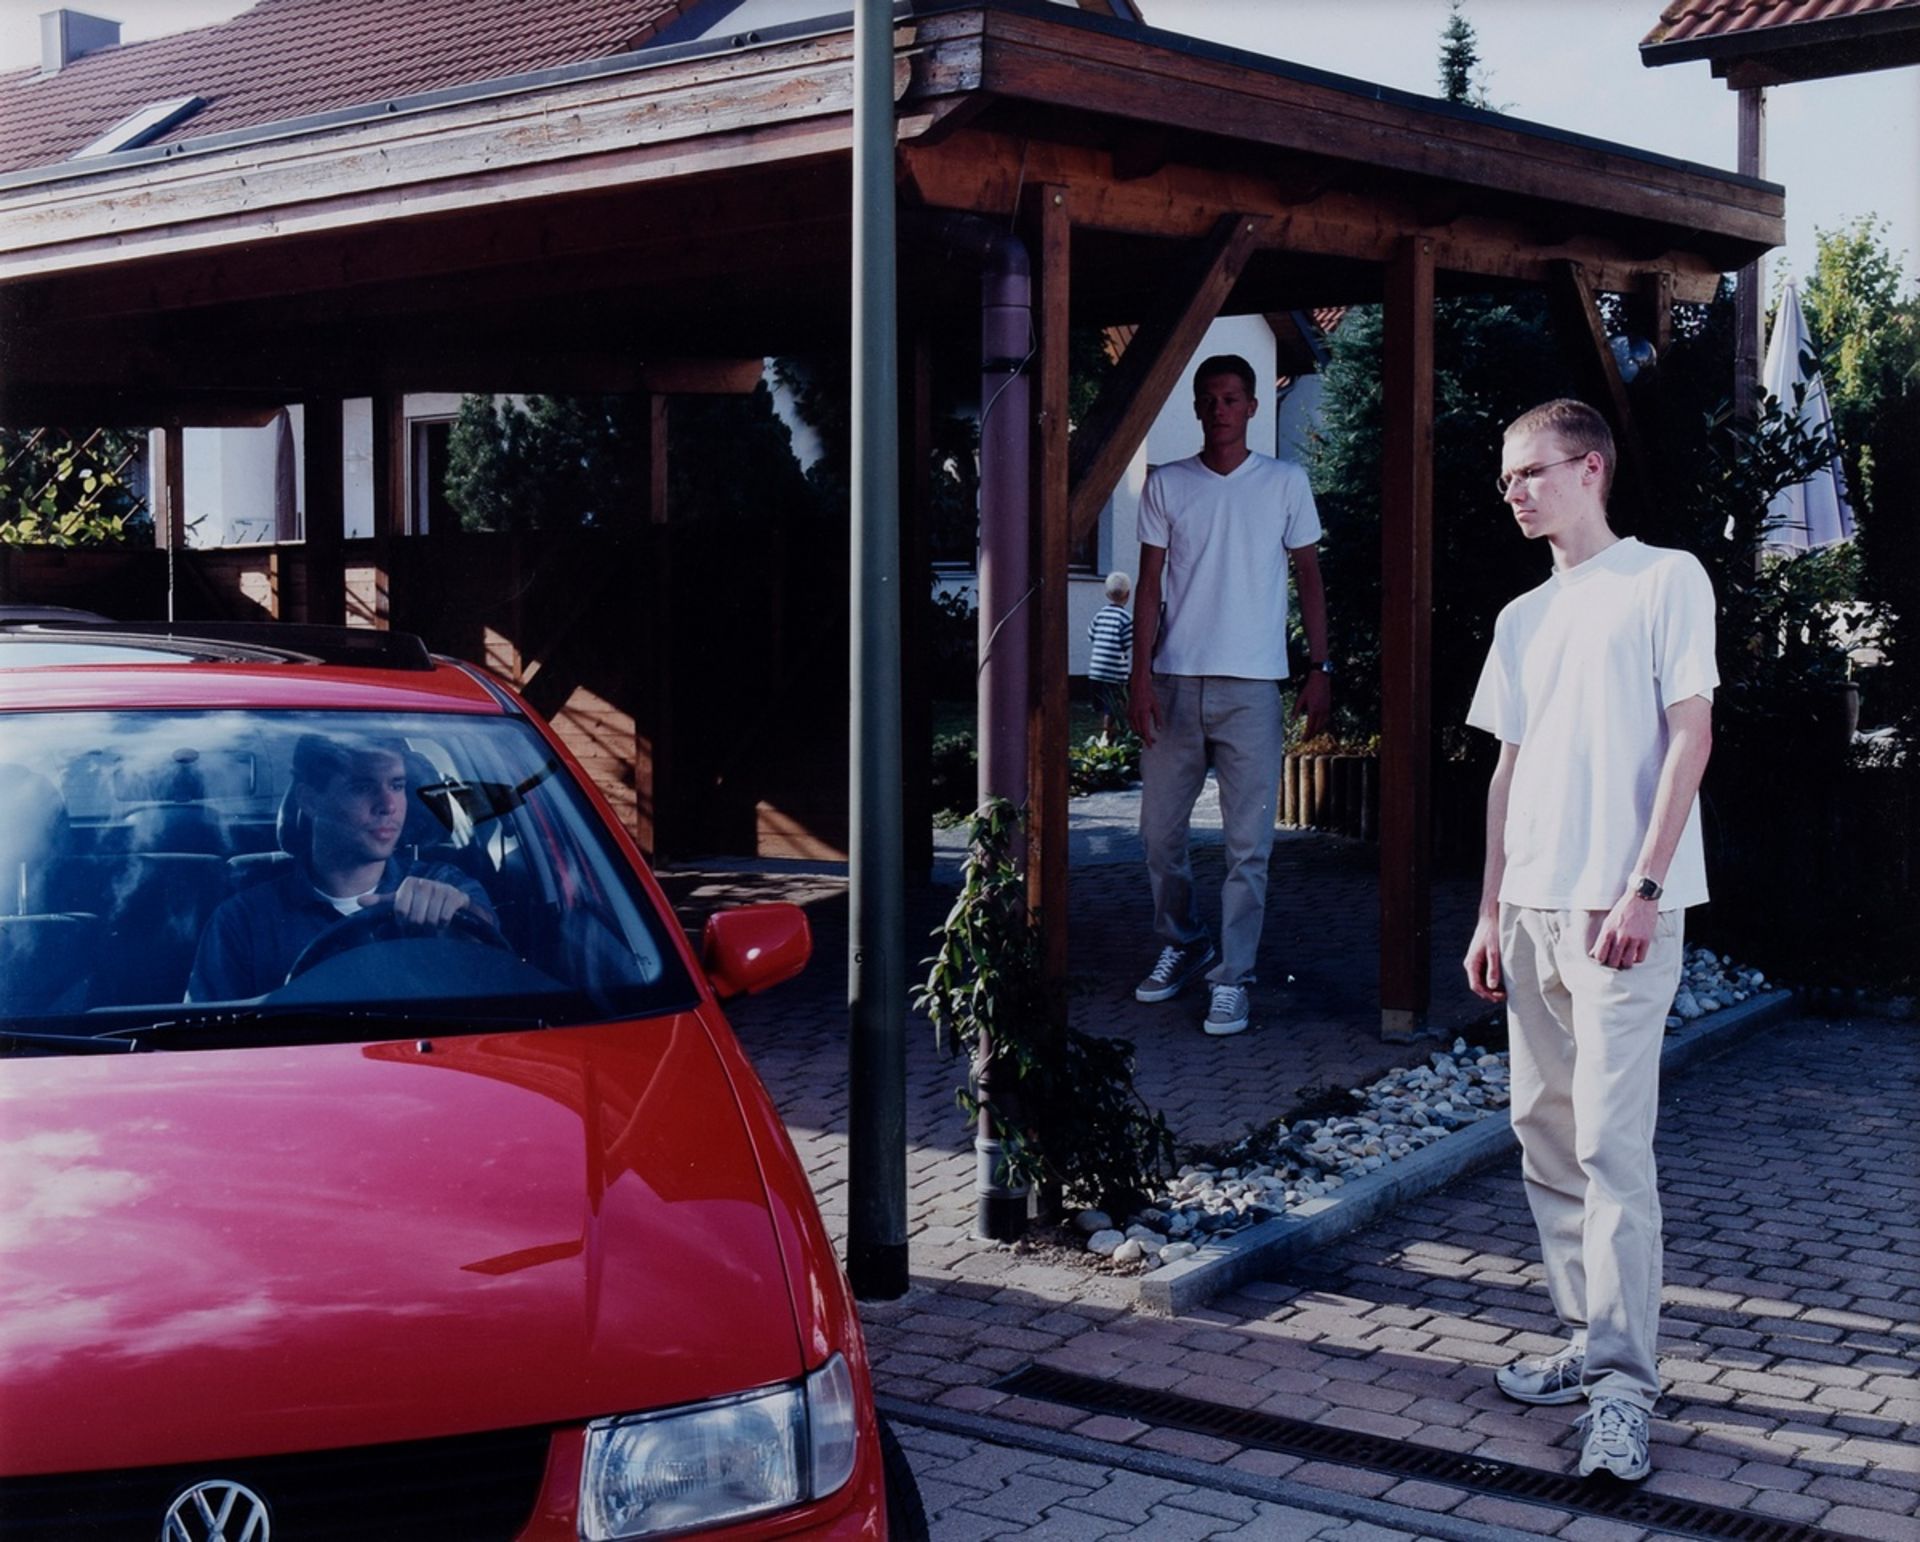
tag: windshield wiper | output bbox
[101,1007,551,1050]
[1,1027,140,1055]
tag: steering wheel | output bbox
[284,903,510,983]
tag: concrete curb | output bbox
[1136,988,1797,1315]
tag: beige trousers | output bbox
[1139,675,1286,987]
[1499,903,1684,1411]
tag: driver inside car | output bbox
[187,734,494,1001]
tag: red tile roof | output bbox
[1644,0,1919,51]
[0,0,699,176]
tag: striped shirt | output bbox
[1087,603,1133,684]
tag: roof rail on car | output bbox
[0,619,436,671]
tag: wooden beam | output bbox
[1547,260,1658,531]
[912,6,1785,248]
[0,32,879,281]
[300,399,346,627]
[0,386,283,428]
[1067,212,1266,540]
[1025,184,1073,998]
[1734,87,1768,422]
[901,135,1751,302]
[1379,236,1435,1044]
[1630,269,1675,362]
[638,358,765,395]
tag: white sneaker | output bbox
[1496,1342,1586,1405]
[1135,940,1216,1003]
[1576,1397,1651,1482]
[1203,983,1250,1036]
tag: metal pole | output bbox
[846,0,908,1301]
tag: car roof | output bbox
[0,622,508,715]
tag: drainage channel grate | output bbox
[995,1365,1836,1542]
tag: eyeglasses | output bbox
[1495,453,1587,497]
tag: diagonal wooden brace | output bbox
[1547,258,1659,527]
[1067,212,1268,542]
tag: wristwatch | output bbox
[1310,659,1334,675]
[1631,874,1662,902]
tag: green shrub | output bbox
[1068,733,1140,794]
[930,731,978,826]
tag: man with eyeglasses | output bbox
[1463,398,1717,1484]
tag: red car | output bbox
[0,621,924,1541]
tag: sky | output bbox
[1,0,1914,289]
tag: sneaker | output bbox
[1576,1397,1651,1482]
[1202,982,1250,1036]
[1135,940,1216,1003]
[1495,1342,1586,1405]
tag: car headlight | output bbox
[580,1355,861,1539]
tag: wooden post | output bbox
[1379,236,1435,1044]
[155,426,184,554]
[633,393,672,858]
[1025,184,1072,986]
[154,425,185,622]
[301,398,346,627]
[369,391,404,630]
[1735,87,1767,423]
[1024,182,1072,1224]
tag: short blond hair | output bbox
[1505,399,1615,503]
[1103,571,1132,603]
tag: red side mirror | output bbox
[701,903,812,999]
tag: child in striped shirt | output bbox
[1087,571,1134,741]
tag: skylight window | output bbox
[75,95,205,159]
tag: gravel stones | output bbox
[1669,949,1766,1032]
[1088,949,1768,1269]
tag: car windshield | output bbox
[0,708,696,1049]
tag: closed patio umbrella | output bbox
[1761,280,1854,553]
[272,407,298,543]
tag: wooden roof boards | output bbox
[0,0,1785,422]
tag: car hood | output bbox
[0,1014,803,1475]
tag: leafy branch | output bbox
[914,798,1173,1215]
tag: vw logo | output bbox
[161,1479,271,1542]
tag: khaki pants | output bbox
[1139,674,1285,987]
[1500,903,1684,1411]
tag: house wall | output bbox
[1067,314,1280,678]
[179,393,470,550]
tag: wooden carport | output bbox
[0,0,1782,1038]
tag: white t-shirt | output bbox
[1138,451,1323,679]
[1466,537,1718,911]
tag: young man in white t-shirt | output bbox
[1128,354,1330,1036]
[1464,398,1717,1484]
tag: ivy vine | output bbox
[915,798,1174,1217]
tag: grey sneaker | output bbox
[1135,940,1216,1003]
[1202,982,1250,1036]
[1495,1342,1586,1405]
[1576,1397,1651,1482]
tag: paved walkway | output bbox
[658,785,1919,1539]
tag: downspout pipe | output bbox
[976,228,1032,1241]
[975,230,1033,817]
